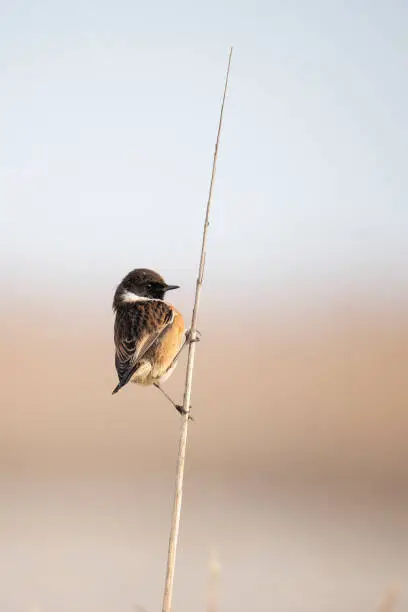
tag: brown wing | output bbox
[113,300,174,393]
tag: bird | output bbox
[112,268,193,415]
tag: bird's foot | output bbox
[175,404,195,421]
[186,329,201,344]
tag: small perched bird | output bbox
[112,268,191,415]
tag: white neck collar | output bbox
[121,290,162,303]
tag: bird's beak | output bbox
[165,284,180,291]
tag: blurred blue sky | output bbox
[1,0,407,305]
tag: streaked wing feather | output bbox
[114,301,174,387]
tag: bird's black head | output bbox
[113,268,179,310]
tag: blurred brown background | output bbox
[2,0,408,608]
[2,296,408,611]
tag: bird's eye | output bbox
[146,284,152,290]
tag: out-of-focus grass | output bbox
[379,585,400,612]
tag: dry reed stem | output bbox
[161,47,233,612]
[205,549,222,612]
[378,584,400,612]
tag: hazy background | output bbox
[1,0,408,610]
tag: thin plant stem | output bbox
[206,549,222,612]
[161,47,233,612]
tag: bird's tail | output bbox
[112,363,139,395]
[112,382,123,395]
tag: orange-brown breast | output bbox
[150,308,185,380]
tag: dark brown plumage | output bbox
[112,268,185,398]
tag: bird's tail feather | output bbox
[112,362,140,395]
[112,382,122,395]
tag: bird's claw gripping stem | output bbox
[186,329,201,344]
